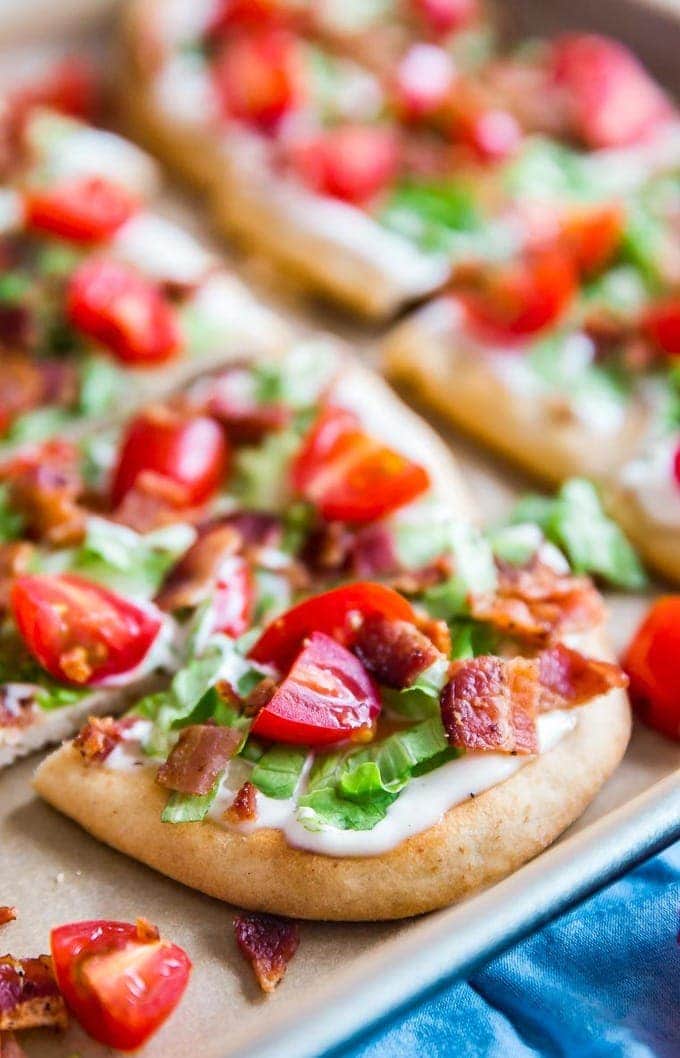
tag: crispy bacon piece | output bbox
[353,612,441,689]
[303,521,400,578]
[0,912,15,929]
[0,1031,28,1058]
[200,365,293,444]
[211,511,283,549]
[470,559,605,644]
[156,724,241,795]
[234,913,299,994]
[538,643,627,710]
[0,543,33,614]
[0,955,67,1031]
[0,358,42,434]
[244,677,278,717]
[7,462,85,547]
[389,554,454,596]
[135,918,160,943]
[225,781,258,823]
[415,613,452,656]
[73,716,134,764]
[441,655,540,754]
[113,471,203,533]
[155,523,241,611]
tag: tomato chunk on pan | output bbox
[291,406,429,523]
[251,631,380,745]
[24,176,138,244]
[51,920,191,1052]
[643,298,680,358]
[111,406,229,508]
[11,574,162,686]
[67,259,181,366]
[249,582,416,671]
[623,597,680,741]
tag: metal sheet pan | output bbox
[0,2,678,1057]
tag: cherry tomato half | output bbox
[642,298,680,358]
[462,249,576,342]
[412,0,478,37]
[212,555,255,638]
[11,574,162,686]
[212,27,305,132]
[51,920,191,1052]
[251,630,380,745]
[67,259,181,366]
[111,406,229,508]
[206,0,288,38]
[623,597,680,741]
[249,581,416,671]
[25,177,138,244]
[560,203,624,277]
[291,406,430,523]
[550,33,671,149]
[290,124,401,206]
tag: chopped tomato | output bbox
[642,298,680,358]
[11,574,162,686]
[67,259,181,366]
[396,44,456,120]
[111,406,229,508]
[289,124,401,206]
[550,33,671,148]
[206,0,291,37]
[213,555,254,637]
[291,406,429,522]
[623,597,680,740]
[412,0,478,37]
[462,249,576,342]
[24,177,138,244]
[560,203,624,276]
[51,920,191,1052]
[251,631,380,745]
[249,581,416,671]
[459,108,522,163]
[212,27,305,131]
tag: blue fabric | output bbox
[341,842,680,1058]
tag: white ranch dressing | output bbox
[184,271,286,352]
[619,435,680,528]
[98,611,180,688]
[36,124,159,197]
[112,212,216,286]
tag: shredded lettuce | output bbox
[509,478,646,589]
[251,745,308,799]
[161,786,220,823]
[448,619,498,661]
[5,407,74,444]
[0,485,24,542]
[379,178,482,255]
[78,357,125,417]
[69,518,195,599]
[232,430,301,511]
[382,657,449,720]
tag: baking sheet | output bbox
[1,1,679,1056]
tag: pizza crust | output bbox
[34,676,630,921]
[115,0,449,318]
[603,480,680,583]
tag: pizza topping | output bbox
[396,44,456,121]
[549,33,672,148]
[224,780,258,823]
[7,459,85,547]
[251,631,380,745]
[155,523,241,611]
[538,643,628,710]
[459,108,523,164]
[10,574,162,686]
[73,716,136,764]
[353,613,442,689]
[24,176,138,244]
[0,955,67,1031]
[642,297,680,358]
[289,124,401,206]
[412,0,478,37]
[233,912,299,993]
[0,359,43,435]
[212,27,305,132]
[0,911,16,928]
[623,597,680,741]
[441,655,540,754]
[156,724,242,795]
[559,203,624,277]
[0,688,36,730]
[0,544,33,614]
[67,259,181,366]
[0,1033,26,1058]
[111,406,229,508]
[292,406,429,523]
[51,919,191,1051]
[112,472,202,533]
[195,365,292,443]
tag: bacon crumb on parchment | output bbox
[234,913,300,994]
[0,912,16,929]
[135,918,161,943]
[0,1030,28,1058]
[0,955,67,1031]
[73,716,132,764]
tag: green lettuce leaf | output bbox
[382,656,449,720]
[0,485,24,542]
[380,178,481,255]
[161,786,220,823]
[232,430,301,511]
[70,518,195,599]
[78,356,125,417]
[396,518,497,617]
[251,745,308,799]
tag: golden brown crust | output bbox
[34,676,630,921]
[603,480,680,583]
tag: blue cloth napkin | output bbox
[342,841,680,1058]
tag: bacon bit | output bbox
[0,357,43,432]
[59,645,93,684]
[353,613,441,689]
[414,613,452,656]
[350,523,400,577]
[470,559,605,644]
[302,521,353,573]
[0,912,15,929]
[215,680,245,711]
[234,913,300,994]
[0,1031,28,1058]
[155,523,241,611]
[303,521,401,579]
[0,543,33,614]
[73,715,131,764]
[538,643,628,710]
[193,365,292,444]
[211,511,283,549]
[0,955,67,1031]
[225,781,258,823]
[135,918,160,943]
[244,677,278,717]
[441,655,540,754]
[113,471,203,533]
[7,462,85,547]
[389,554,454,596]
[156,725,242,795]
